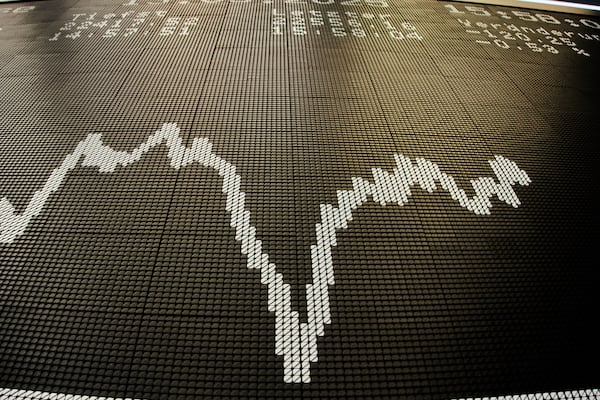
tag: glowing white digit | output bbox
[536,14,560,24]
[389,30,404,39]
[512,10,537,22]
[494,38,509,48]
[581,19,600,29]
[526,41,543,52]
[465,5,490,16]
[444,4,465,13]
[365,0,388,7]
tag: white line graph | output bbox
[1,387,599,400]
[2,387,598,400]
[0,123,531,383]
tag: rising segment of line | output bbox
[0,123,531,383]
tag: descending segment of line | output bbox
[0,123,531,383]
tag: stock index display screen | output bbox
[0,0,598,399]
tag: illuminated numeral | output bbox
[543,44,559,54]
[103,28,119,37]
[494,38,509,48]
[456,19,472,28]
[184,17,199,24]
[483,29,496,38]
[160,17,180,36]
[559,36,576,46]
[512,11,537,22]
[179,25,192,35]
[383,20,396,30]
[310,17,324,26]
[465,6,490,16]
[500,31,516,40]
[272,9,286,35]
[365,0,388,7]
[444,4,465,13]
[66,31,82,39]
[76,21,93,30]
[291,12,307,35]
[406,31,423,40]
[111,19,124,28]
[292,27,307,35]
[352,29,366,37]
[389,30,404,39]
[526,41,543,52]
[332,27,347,36]
[348,19,362,28]
[516,32,531,41]
[60,22,77,31]
[123,27,138,37]
[545,36,563,45]
[93,21,108,28]
[160,26,176,35]
[536,14,560,24]
[581,19,600,29]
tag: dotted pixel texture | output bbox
[0,0,598,399]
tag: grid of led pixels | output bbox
[0,0,598,398]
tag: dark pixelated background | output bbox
[0,0,598,398]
